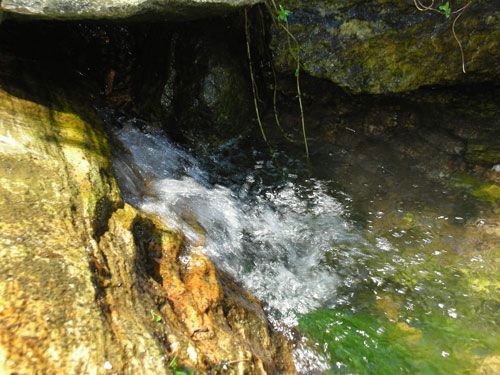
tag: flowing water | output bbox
[113,122,500,375]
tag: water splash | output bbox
[115,125,355,318]
[113,124,365,371]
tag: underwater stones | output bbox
[466,141,500,167]
[0,0,262,21]
[451,173,500,205]
[271,0,500,93]
[480,355,500,375]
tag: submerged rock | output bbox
[271,0,500,93]
[0,53,295,375]
[1,0,262,21]
[466,141,500,167]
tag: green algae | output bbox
[299,307,499,375]
[310,217,500,374]
[313,170,500,375]
[451,173,500,205]
[465,142,500,166]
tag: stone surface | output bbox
[466,141,500,167]
[1,0,262,21]
[159,19,255,146]
[271,0,500,93]
[0,52,295,375]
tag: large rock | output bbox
[271,0,500,93]
[0,53,295,374]
[158,19,254,146]
[0,0,261,21]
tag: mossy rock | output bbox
[271,0,500,93]
[466,141,500,166]
[451,173,500,205]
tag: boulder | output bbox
[271,0,500,93]
[0,0,262,21]
[159,20,255,146]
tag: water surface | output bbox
[113,123,500,374]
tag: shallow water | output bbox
[113,123,500,374]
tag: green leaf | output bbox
[294,67,300,77]
[278,4,291,23]
[439,1,451,19]
[151,310,162,322]
[169,357,178,369]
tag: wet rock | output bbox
[1,0,262,21]
[417,127,465,156]
[480,355,500,375]
[271,0,500,93]
[134,214,296,373]
[466,140,500,167]
[160,19,254,146]
[0,54,295,375]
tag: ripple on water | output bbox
[114,124,500,375]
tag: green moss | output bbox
[465,142,500,166]
[451,173,500,205]
[272,0,500,93]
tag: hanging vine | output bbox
[413,0,472,73]
[244,2,309,161]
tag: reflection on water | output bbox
[113,123,500,374]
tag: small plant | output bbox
[150,310,162,322]
[273,2,309,160]
[439,1,451,18]
[244,2,310,161]
[278,4,290,22]
[413,0,472,73]
[169,357,195,375]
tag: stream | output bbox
[113,122,500,375]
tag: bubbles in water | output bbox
[113,124,367,372]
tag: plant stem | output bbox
[279,22,309,160]
[452,5,470,73]
[245,8,268,144]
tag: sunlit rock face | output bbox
[0,0,262,21]
[271,0,500,93]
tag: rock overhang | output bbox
[0,0,263,22]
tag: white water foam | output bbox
[113,124,361,373]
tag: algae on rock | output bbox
[271,0,500,93]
